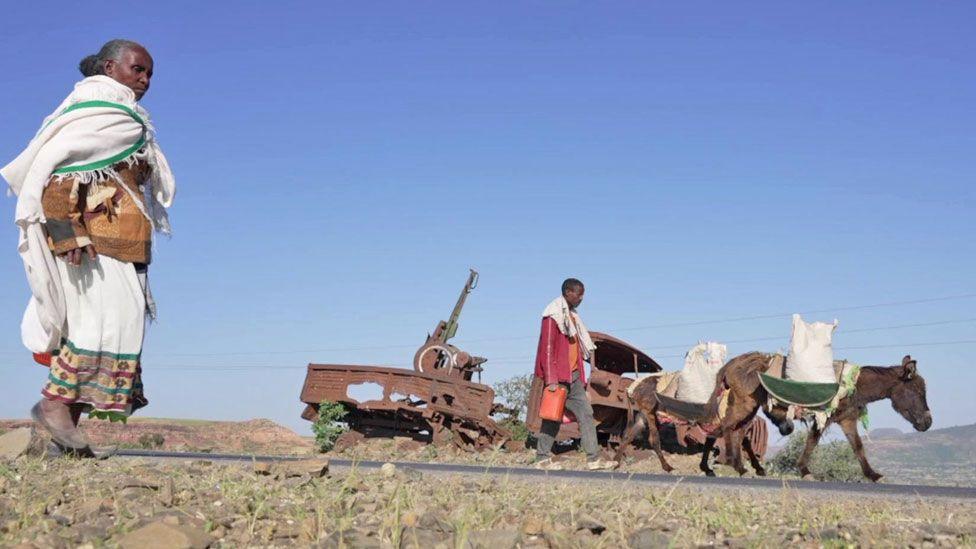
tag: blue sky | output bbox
[1,2,973,441]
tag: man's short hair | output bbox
[561,278,584,295]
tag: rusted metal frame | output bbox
[303,365,495,415]
[625,351,636,428]
[301,362,510,451]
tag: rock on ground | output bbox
[465,528,519,549]
[0,428,36,460]
[628,527,673,549]
[276,457,330,478]
[117,520,211,549]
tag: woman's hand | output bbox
[60,244,97,266]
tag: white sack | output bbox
[784,313,838,383]
[676,341,728,404]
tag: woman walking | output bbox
[2,39,176,453]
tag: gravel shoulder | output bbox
[1,453,975,548]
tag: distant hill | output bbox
[867,427,903,439]
[867,423,976,486]
[0,417,314,455]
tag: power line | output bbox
[835,340,976,351]
[4,336,974,373]
[130,338,976,372]
[141,315,976,364]
[153,342,420,358]
[1,294,972,360]
[645,318,976,351]
[442,294,976,342]
[608,294,976,333]
[140,353,538,370]
[843,318,976,333]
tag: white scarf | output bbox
[2,76,176,353]
[541,296,596,360]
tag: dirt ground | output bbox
[1,452,974,548]
[0,418,314,456]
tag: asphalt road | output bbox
[117,449,976,501]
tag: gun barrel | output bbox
[443,269,478,341]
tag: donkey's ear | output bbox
[901,356,918,380]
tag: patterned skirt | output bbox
[41,254,147,418]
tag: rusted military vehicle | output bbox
[299,270,516,451]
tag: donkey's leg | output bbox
[742,434,766,476]
[613,411,646,465]
[839,416,883,482]
[700,437,717,476]
[729,428,748,476]
[796,424,823,479]
[719,392,750,476]
[718,428,738,475]
[719,411,749,476]
[644,417,673,473]
[719,427,747,475]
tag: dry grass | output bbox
[0,455,974,548]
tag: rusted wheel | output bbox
[413,342,456,373]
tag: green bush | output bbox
[313,400,349,453]
[422,444,438,460]
[494,374,538,447]
[494,374,533,421]
[768,428,863,482]
[498,416,531,442]
[138,433,165,449]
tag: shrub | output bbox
[494,374,538,447]
[494,374,533,421]
[498,416,531,442]
[313,400,349,453]
[768,428,863,482]
[138,433,165,449]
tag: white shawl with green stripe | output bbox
[1,75,176,353]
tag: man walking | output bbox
[533,278,616,470]
[3,39,176,454]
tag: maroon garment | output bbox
[534,316,587,386]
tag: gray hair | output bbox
[78,39,144,77]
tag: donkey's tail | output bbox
[702,364,730,422]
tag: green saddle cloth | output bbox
[758,373,839,407]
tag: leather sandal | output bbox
[45,442,116,460]
[31,401,91,451]
[90,445,118,460]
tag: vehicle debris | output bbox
[300,270,515,451]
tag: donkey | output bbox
[615,351,794,476]
[796,355,931,482]
[696,351,794,476]
[612,377,676,473]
